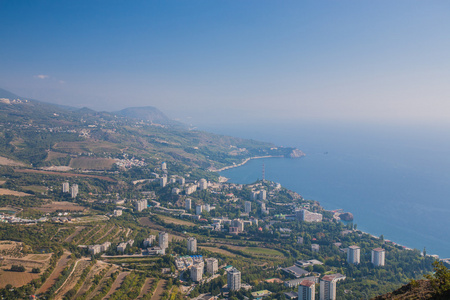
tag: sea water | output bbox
[201,121,450,258]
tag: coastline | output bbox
[218,156,447,259]
[209,155,283,172]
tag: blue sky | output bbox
[1,1,450,125]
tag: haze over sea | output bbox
[201,121,450,258]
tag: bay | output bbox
[201,121,450,258]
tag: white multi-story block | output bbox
[204,204,210,212]
[134,199,148,212]
[113,209,122,217]
[206,258,218,275]
[185,184,197,195]
[62,182,70,193]
[198,178,208,190]
[347,245,360,265]
[161,162,167,170]
[227,267,241,291]
[159,231,169,249]
[311,244,320,253]
[117,242,128,253]
[298,280,316,300]
[245,201,251,213]
[185,198,192,210]
[160,176,167,187]
[371,248,385,267]
[251,191,259,201]
[187,237,197,253]
[143,235,156,247]
[70,184,78,198]
[190,262,204,282]
[259,190,267,200]
[196,204,203,215]
[297,209,323,222]
[177,177,185,186]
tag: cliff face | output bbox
[289,148,305,158]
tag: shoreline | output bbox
[210,155,283,172]
[218,157,447,259]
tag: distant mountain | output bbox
[114,106,178,126]
[0,88,21,99]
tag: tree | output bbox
[425,261,450,295]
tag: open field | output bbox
[69,157,116,170]
[37,251,72,294]
[45,151,69,161]
[243,247,284,257]
[157,215,197,227]
[0,269,41,288]
[22,185,48,194]
[151,279,167,300]
[0,156,26,167]
[53,141,122,155]
[0,180,5,185]
[35,201,87,213]
[199,246,236,257]
[3,254,52,269]
[0,188,31,197]
[14,168,117,182]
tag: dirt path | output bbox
[54,258,91,299]
[37,251,72,294]
[137,278,154,299]
[150,279,167,300]
[95,225,116,244]
[65,226,86,243]
[75,261,109,299]
[102,271,130,300]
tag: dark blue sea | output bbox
[201,121,450,258]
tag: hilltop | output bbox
[0,88,304,171]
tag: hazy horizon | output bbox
[2,1,450,126]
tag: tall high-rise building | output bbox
[161,162,167,171]
[259,190,267,200]
[160,176,167,187]
[227,267,241,291]
[251,191,259,201]
[245,201,251,213]
[196,204,203,215]
[347,245,360,265]
[190,262,204,282]
[185,198,192,210]
[204,204,211,212]
[206,258,218,275]
[159,231,169,249]
[62,182,70,193]
[320,275,337,300]
[297,209,323,222]
[298,280,315,300]
[187,237,197,253]
[198,178,208,190]
[134,199,148,212]
[177,177,185,186]
[70,184,78,198]
[371,248,385,267]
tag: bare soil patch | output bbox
[0,156,26,167]
[150,279,167,300]
[137,278,154,299]
[45,151,69,161]
[54,258,91,299]
[0,269,41,288]
[37,251,72,294]
[0,180,5,185]
[158,215,196,227]
[0,188,31,197]
[69,157,116,170]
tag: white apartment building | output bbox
[371,248,385,267]
[298,280,316,300]
[206,258,218,275]
[227,267,241,291]
[347,245,360,265]
[159,231,169,249]
[187,237,197,253]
